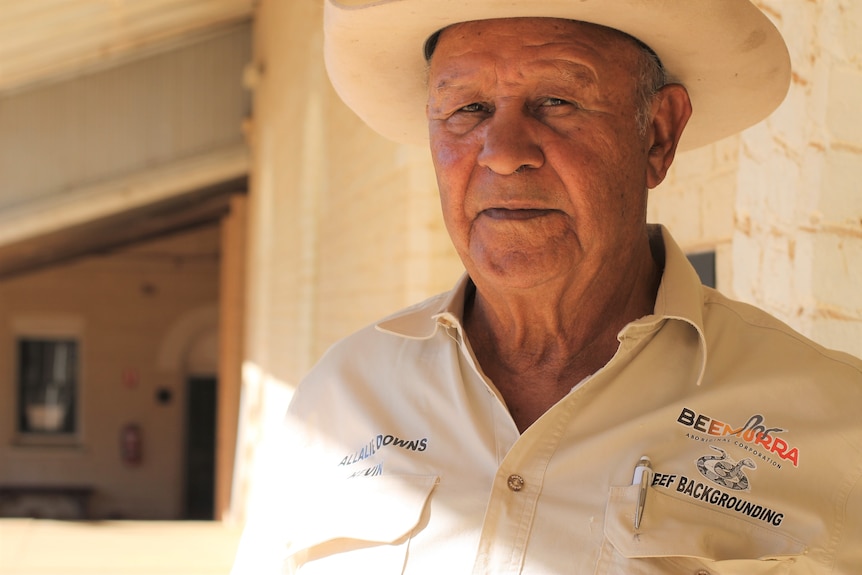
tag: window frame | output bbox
[686,250,717,289]
[11,316,84,447]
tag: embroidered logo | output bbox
[338,433,429,467]
[696,446,756,491]
[677,407,800,468]
[348,462,383,478]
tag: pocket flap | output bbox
[604,484,805,561]
[286,474,439,556]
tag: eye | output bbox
[540,97,571,108]
[458,102,490,113]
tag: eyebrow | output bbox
[545,58,598,87]
[431,76,469,93]
[431,59,598,94]
[427,80,478,107]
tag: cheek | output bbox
[430,134,474,205]
[430,131,468,175]
[545,142,646,238]
[429,140,463,230]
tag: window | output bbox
[17,339,79,435]
[687,250,717,289]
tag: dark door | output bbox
[184,376,217,519]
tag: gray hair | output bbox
[631,40,668,135]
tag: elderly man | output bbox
[233,1,862,573]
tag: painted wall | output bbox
[0,226,219,519]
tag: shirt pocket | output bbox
[596,484,806,575]
[285,474,439,574]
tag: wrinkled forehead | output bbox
[424,17,655,65]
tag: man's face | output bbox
[427,18,659,294]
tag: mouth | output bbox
[480,208,557,220]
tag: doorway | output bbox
[184,376,217,519]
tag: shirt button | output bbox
[507,474,525,492]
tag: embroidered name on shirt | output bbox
[348,463,383,478]
[677,407,800,467]
[651,472,785,527]
[338,434,429,467]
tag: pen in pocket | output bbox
[632,456,652,530]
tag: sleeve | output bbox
[229,430,293,575]
[832,467,862,574]
[230,327,403,574]
[230,381,317,575]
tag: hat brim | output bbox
[324,0,790,151]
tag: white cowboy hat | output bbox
[323,0,790,151]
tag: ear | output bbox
[645,84,692,189]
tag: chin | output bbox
[470,256,572,292]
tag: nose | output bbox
[476,107,545,175]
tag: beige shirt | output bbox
[241,226,862,574]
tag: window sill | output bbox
[12,434,83,449]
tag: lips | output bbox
[481,208,556,220]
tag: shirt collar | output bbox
[632,224,709,385]
[375,277,470,340]
[624,224,707,333]
[376,224,708,382]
